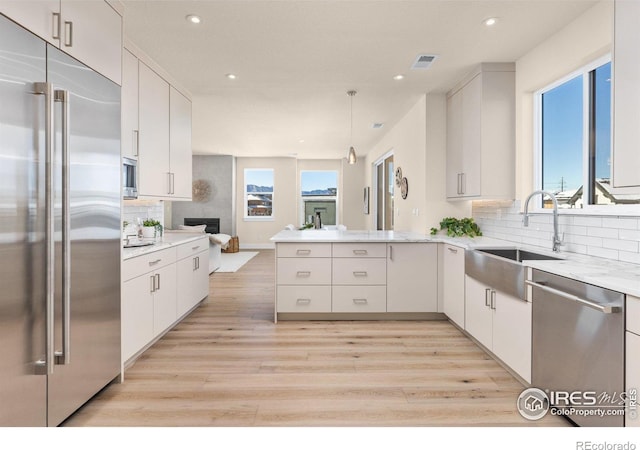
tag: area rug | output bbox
[216,251,259,272]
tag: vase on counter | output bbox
[141,226,156,239]
[314,211,322,230]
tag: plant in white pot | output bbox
[142,219,162,239]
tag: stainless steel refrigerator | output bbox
[0,14,121,426]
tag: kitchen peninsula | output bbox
[271,230,441,322]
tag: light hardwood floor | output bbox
[64,250,567,427]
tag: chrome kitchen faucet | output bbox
[522,190,563,252]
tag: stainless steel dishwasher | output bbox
[527,269,624,427]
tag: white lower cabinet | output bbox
[442,244,465,327]
[386,243,438,312]
[122,237,210,364]
[151,264,178,336]
[332,286,387,312]
[176,238,209,318]
[465,275,531,383]
[277,285,332,313]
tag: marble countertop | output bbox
[271,229,434,242]
[271,229,640,297]
[122,232,208,260]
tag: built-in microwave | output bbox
[122,157,138,199]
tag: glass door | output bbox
[375,153,394,230]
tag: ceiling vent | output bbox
[411,54,438,70]
[372,123,384,129]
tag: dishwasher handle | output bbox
[525,280,622,314]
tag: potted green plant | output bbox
[430,217,482,238]
[142,219,162,239]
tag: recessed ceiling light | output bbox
[186,15,201,24]
[372,123,384,129]
[225,73,237,80]
[393,74,405,81]
[483,17,498,26]
[298,139,305,144]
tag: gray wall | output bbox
[170,155,235,235]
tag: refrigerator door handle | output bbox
[55,89,71,365]
[34,82,55,375]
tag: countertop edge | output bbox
[122,232,209,260]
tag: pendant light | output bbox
[347,90,357,164]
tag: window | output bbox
[244,169,274,219]
[300,171,338,226]
[536,57,640,209]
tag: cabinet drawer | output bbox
[276,258,331,285]
[277,286,332,313]
[332,286,386,312]
[176,236,209,260]
[628,295,640,335]
[277,243,332,258]
[332,243,386,258]
[332,258,386,285]
[122,247,176,282]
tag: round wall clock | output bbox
[400,177,408,199]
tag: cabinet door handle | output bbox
[353,271,368,277]
[457,173,461,195]
[461,173,466,195]
[133,130,139,157]
[171,173,175,194]
[167,172,172,194]
[485,288,491,307]
[447,247,458,254]
[150,275,156,293]
[296,298,311,304]
[196,256,200,270]
[353,249,368,255]
[155,273,160,291]
[149,259,161,266]
[63,21,73,47]
[296,271,311,277]
[296,249,311,255]
[389,245,393,261]
[353,298,368,304]
[52,12,61,40]
[490,290,496,310]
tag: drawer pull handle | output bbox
[353,298,368,304]
[148,259,161,266]
[353,250,368,255]
[353,271,368,277]
[296,298,311,304]
[296,249,311,255]
[296,271,311,277]
[192,246,200,250]
[447,247,458,254]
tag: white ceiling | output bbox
[122,0,599,160]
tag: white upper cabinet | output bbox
[613,0,640,188]
[170,87,193,199]
[138,61,171,197]
[446,63,515,200]
[121,49,139,159]
[0,0,122,85]
[128,52,193,200]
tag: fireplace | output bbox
[184,218,220,234]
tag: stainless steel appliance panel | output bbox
[0,15,48,427]
[531,269,624,427]
[46,46,121,426]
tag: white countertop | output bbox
[271,229,434,242]
[122,232,208,260]
[271,229,640,297]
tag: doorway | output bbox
[374,152,394,230]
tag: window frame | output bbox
[533,55,607,209]
[243,168,275,222]
[299,170,339,227]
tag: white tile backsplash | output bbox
[472,200,640,263]
[122,200,164,232]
